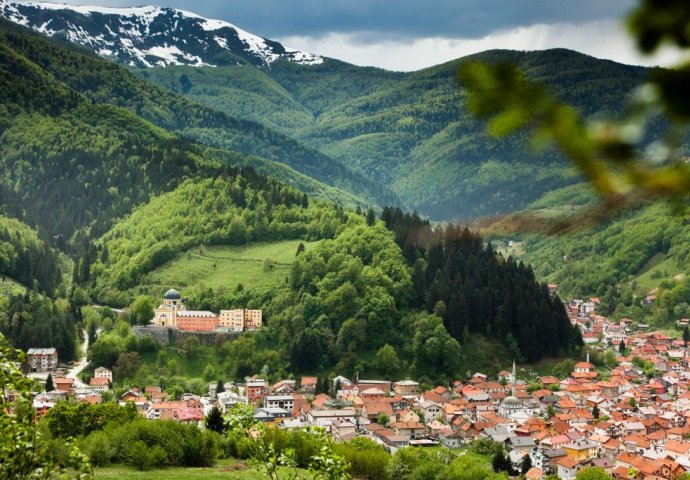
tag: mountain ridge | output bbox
[0,3,661,223]
[1,1,323,67]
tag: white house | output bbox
[94,367,113,382]
[264,395,295,411]
[419,400,443,423]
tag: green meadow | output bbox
[143,240,320,292]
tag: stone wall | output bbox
[132,325,242,346]
[132,325,171,345]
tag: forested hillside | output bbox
[89,174,344,306]
[138,49,651,221]
[488,185,690,325]
[381,208,582,362]
[0,20,397,210]
[0,215,61,296]
[0,291,79,361]
[153,211,581,382]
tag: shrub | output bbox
[81,431,116,467]
[82,418,218,468]
[128,440,168,470]
[334,438,390,480]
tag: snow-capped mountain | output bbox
[0,1,323,68]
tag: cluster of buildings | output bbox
[24,286,690,480]
[185,340,690,480]
[153,289,262,332]
[25,324,690,480]
[31,366,113,414]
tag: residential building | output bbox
[27,348,58,372]
[265,395,294,411]
[94,367,112,382]
[393,380,420,395]
[89,377,110,393]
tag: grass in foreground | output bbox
[144,240,320,292]
[95,459,306,479]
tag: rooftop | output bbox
[164,288,181,300]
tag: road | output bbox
[65,328,90,388]
[89,303,126,315]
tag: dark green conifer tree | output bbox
[520,454,532,474]
[204,406,226,434]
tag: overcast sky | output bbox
[37,0,683,70]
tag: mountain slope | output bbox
[0,19,399,209]
[0,215,61,296]
[140,49,652,221]
[3,3,654,221]
[486,185,690,322]
[0,19,379,250]
[90,174,340,305]
[289,50,650,220]
[1,1,322,67]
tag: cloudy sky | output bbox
[39,0,682,70]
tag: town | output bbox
[19,287,690,480]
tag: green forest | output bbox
[82,207,581,387]
[138,49,653,221]
[488,184,690,326]
[0,21,396,209]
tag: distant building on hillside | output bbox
[152,289,261,332]
[27,348,58,372]
[154,288,187,327]
[218,308,263,331]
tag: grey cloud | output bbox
[52,0,636,40]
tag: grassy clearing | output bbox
[633,253,682,295]
[95,459,306,479]
[457,448,492,465]
[143,240,320,293]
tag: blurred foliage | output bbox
[459,0,690,216]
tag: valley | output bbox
[1,1,690,480]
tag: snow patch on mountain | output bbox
[0,1,323,68]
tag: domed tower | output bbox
[164,288,181,305]
[154,288,186,327]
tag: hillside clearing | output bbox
[142,240,320,293]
